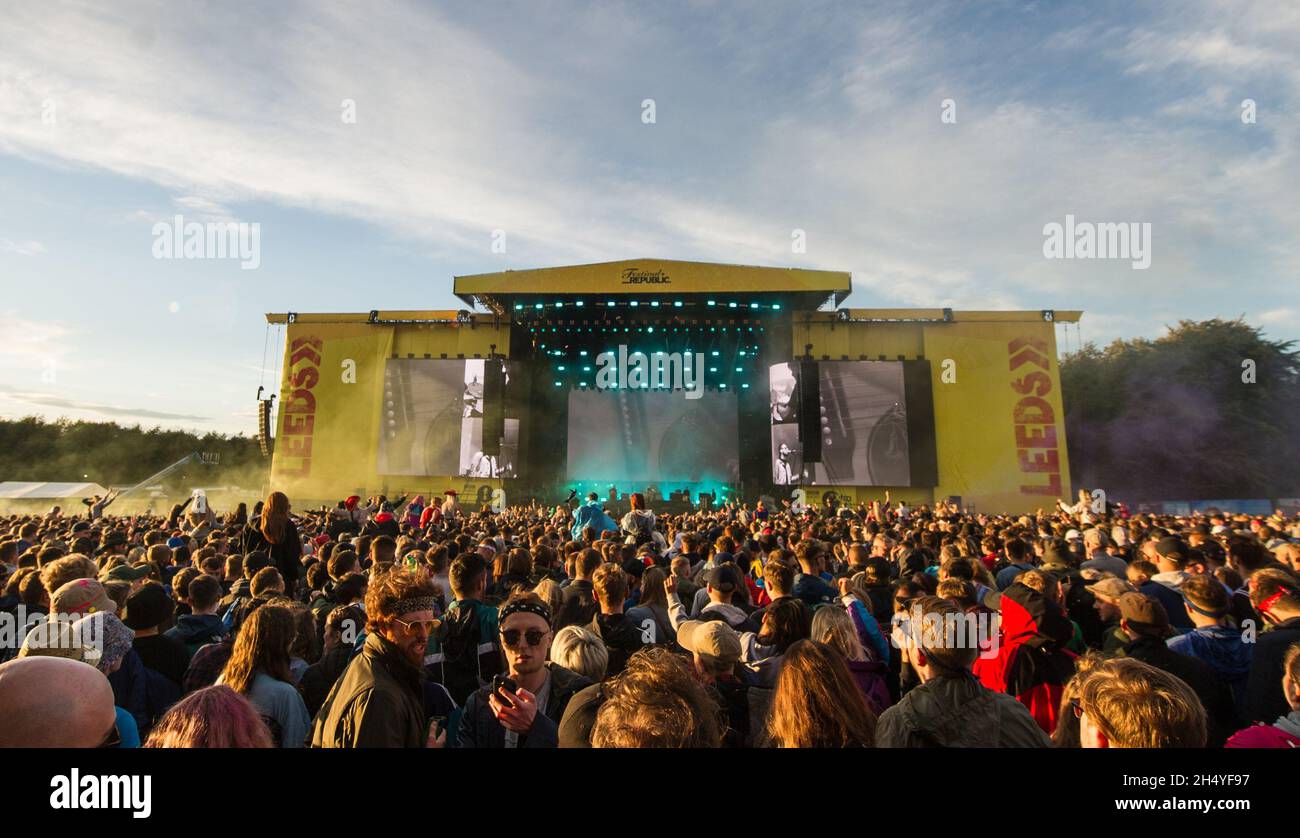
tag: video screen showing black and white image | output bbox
[769,361,802,485]
[771,422,802,485]
[769,361,799,424]
[566,390,739,484]
[813,361,910,486]
[378,359,517,477]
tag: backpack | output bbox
[430,603,500,705]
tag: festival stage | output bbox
[264,260,1079,514]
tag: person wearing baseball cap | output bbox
[1114,592,1235,746]
[676,618,751,747]
[50,577,117,619]
[1148,535,1191,594]
[100,563,152,594]
[665,564,760,637]
[1086,576,1137,657]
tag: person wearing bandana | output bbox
[457,592,592,748]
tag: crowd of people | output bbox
[1,486,1298,749]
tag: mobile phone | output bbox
[430,715,447,738]
[491,674,518,701]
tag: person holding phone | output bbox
[456,592,592,748]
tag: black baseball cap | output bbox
[703,564,741,593]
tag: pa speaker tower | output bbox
[797,359,821,463]
[482,359,505,457]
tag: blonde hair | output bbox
[811,606,865,662]
[1077,657,1207,747]
[550,625,609,682]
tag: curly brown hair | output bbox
[364,565,438,632]
[591,647,722,748]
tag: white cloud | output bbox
[0,239,47,256]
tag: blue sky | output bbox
[1,0,1296,436]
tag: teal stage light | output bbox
[707,300,716,306]
[674,301,683,307]
[728,302,737,308]
[535,303,544,309]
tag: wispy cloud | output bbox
[0,386,211,422]
[0,239,47,256]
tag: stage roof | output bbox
[453,259,852,310]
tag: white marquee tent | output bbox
[0,481,109,499]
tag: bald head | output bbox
[0,656,116,747]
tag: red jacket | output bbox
[974,583,1077,735]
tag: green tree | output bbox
[1061,318,1300,502]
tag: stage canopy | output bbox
[0,481,109,499]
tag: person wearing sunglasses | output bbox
[457,592,593,748]
[311,566,444,748]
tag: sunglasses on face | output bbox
[394,617,439,635]
[500,628,548,648]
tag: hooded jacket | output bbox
[572,501,618,541]
[1167,624,1253,713]
[875,672,1053,747]
[311,632,426,748]
[973,582,1077,735]
[164,613,228,658]
[588,612,648,677]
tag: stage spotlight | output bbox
[514,304,523,311]
[674,301,683,307]
[707,300,716,306]
[607,301,615,307]
[555,301,563,307]
[772,303,781,310]
[554,380,562,387]
[630,301,639,307]
[557,365,565,371]
[750,302,758,309]
[650,301,660,307]
[728,302,737,308]
[535,303,544,309]
[575,300,584,307]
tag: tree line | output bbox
[0,417,265,491]
[1060,317,1300,502]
